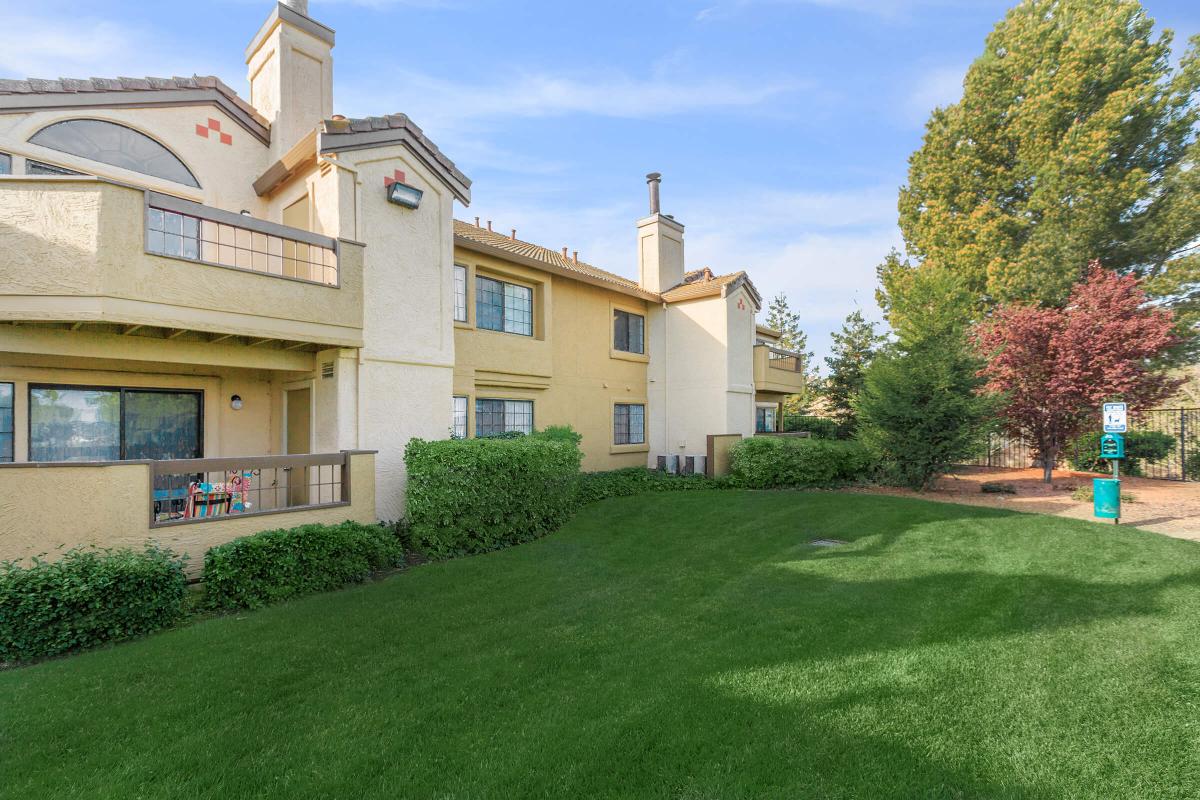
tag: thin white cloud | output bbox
[904,63,967,125]
[337,69,802,130]
[697,0,967,22]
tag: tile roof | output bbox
[455,219,762,307]
[322,114,469,192]
[454,220,655,298]
[0,75,268,128]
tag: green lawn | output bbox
[4,491,1200,799]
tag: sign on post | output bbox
[1103,402,1127,433]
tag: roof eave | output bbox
[320,128,470,204]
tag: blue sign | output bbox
[1103,403,1127,433]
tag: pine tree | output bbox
[879,0,1200,358]
[823,310,886,431]
[764,293,820,415]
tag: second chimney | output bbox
[646,172,662,215]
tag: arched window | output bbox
[29,119,200,188]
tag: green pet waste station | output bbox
[1094,432,1124,524]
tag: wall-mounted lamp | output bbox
[387,180,423,209]
[230,394,243,411]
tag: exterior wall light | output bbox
[387,180,423,209]
[230,394,243,410]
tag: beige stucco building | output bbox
[0,0,804,563]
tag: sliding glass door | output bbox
[29,385,202,462]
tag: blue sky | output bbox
[3,0,1197,364]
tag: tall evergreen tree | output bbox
[823,310,886,430]
[764,293,821,414]
[879,0,1200,358]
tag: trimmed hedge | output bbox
[202,521,403,611]
[577,467,727,504]
[405,434,583,558]
[729,436,875,489]
[1,546,187,663]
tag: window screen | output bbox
[614,310,645,354]
[476,275,533,336]
[475,399,533,436]
[29,119,200,187]
[454,265,468,322]
[452,395,468,438]
[0,383,12,462]
[614,403,645,445]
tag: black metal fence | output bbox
[787,408,1200,482]
[967,408,1200,481]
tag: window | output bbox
[475,399,533,437]
[29,119,200,187]
[0,153,10,175]
[756,406,778,433]
[452,395,468,439]
[476,275,533,336]
[614,403,645,446]
[29,386,201,462]
[0,383,12,462]
[26,160,83,176]
[454,265,468,322]
[613,309,645,354]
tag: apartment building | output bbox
[0,0,804,564]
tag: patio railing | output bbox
[145,191,339,287]
[150,451,352,527]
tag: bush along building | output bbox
[0,0,805,564]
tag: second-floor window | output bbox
[614,403,645,445]
[454,265,468,322]
[613,309,645,354]
[476,275,532,336]
[0,153,10,175]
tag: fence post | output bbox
[1182,409,1188,481]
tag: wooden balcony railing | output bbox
[145,191,339,287]
[764,346,805,372]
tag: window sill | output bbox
[610,349,649,364]
[454,320,473,330]
[610,443,650,455]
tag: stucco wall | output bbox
[452,248,651,471]
[0,452,376,573]
[0,178,364,346]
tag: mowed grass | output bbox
[5,492,1200,799]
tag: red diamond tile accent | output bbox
[384,169,406,187]
[195,124,210,138]
[208,118,221,132]
[219,132,233,146]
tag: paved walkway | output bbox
[846,466,1200,541]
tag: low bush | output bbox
[1,545,187,663]
[577,467,726,504]
[405,433,582,558]
[729,436,875,489]
[783,415,843,440]
[1066,430,1175,476]
[202,521,403,611]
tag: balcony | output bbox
[0,176,363,349]
[753,343,807,395]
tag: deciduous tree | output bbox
[880,0,1200,358]
[975,263,1179,483]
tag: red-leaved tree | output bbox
[975,263,1179,483]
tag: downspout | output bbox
[662,300,669,465]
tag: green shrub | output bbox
[0,545,187,663]
[728,437,875,489]
[783,415,843,440]
[577,467,726,504]
[1066,430,1176,476]
[405,435,583,558]
[202,521,403,611]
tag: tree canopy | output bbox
[879,0,1200,354]
[823,310,887,429]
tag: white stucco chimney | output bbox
[637,173,685,294]
[246,1,335,158]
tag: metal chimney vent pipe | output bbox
[282,0,311,15]
[646,172,662,215]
